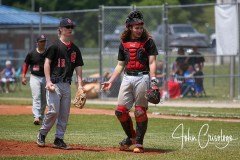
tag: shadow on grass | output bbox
[52,145,175,154]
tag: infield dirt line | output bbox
[0,105,240,123]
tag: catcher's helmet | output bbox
[125,10,144,27]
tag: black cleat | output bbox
[53,138,71,150]
[119,138,135,151]
[37,132,46,147]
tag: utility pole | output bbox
[31,0,35,11]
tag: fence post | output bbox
[162,3,169,92]
[132,4,136,10]
[237,1,240,99]
[213,54,216,87]
[39,7,42,35]
[98,5,104,99]
[30,21,34,50]
[230,55,235,98]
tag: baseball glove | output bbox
[146,88,161,104]
[73,88,87,109]
[146,78,160,104]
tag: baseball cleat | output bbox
[53,138,71,150]
[133,144,144,153]
[37,132,46,147]
[119,138,135,151]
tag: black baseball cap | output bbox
[59,18,75,27]
[36,34,47,42]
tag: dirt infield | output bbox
[0,104,239,157]
[0,105,240,122]
[0,140,169,157]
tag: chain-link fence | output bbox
[0,3,240,100]
[100,3,240,100]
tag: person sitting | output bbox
[167,74,181,99]
[175,47,189,73]
[0,60,16,93]
[156,60,165,87]
[156,60,170,100]
[180,65,196,98]
[193,64,205,97]
[188,47,205,70]
[82,72,112,99]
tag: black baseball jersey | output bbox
[45,39,84,84]
[118,38,158,71]
[24,49,46,77]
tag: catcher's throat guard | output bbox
[73,88,87,109]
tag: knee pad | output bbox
[115,105,130,122]
[134,106,148,122]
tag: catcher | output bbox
[102,10,159,153]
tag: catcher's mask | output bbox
[125,10,144,27]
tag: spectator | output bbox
[180,65,196,98]
[188,46,205,70]
[175,47,189,73]
[156,60,169,100]
[167,74,181,99]
[193,64,204,97]
[0,60,16,93]
[156,60,165,87]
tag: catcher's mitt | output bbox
[146,78,160,104]
[73,88,87,109]
[146,88,161,104]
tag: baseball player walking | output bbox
[102,10,158,153]
[37,18,84,149]
[22,35,47,125]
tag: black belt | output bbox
[125,71,149,76]
[51,77,72,84]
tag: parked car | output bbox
[104,25,125,48]
[152,24,209,49]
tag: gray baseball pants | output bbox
[40,82,71,139]
[30,74,46,120]
[118,74,150,110]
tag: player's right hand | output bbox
[21,77,27,85]
[101,81,112,91]
[45,81,55,92]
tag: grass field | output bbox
[0,113,239,159]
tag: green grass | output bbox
[84,104,240,119]
[0,114,239,159]
[148,106,240,119]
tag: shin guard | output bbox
[134,106,148,145]
[115,105,135,139]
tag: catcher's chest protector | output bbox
[122,40,148,71]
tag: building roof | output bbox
[0,5,59,26]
